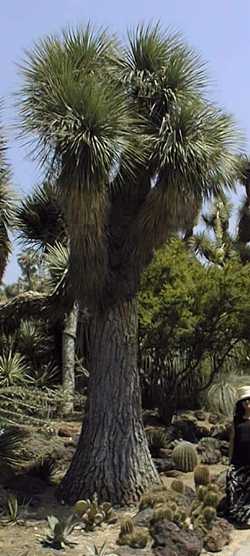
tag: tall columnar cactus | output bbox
[172,441,198,472]
[207,382,237,418]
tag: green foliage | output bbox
[172,441,198,472]
[0,350,29,387]
[139,237,250,421]
[0,427,29,469]
[42,514,78,549]
[6,494,19,522]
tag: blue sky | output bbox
[1,0,250,282]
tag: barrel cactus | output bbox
[172,441,198,472]
[207,382,237,418]
[194,465,210,488]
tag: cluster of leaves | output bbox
[138,236,250,422]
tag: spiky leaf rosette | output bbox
[119,25,243,255]
[45,241,69,292]
[18,26,146,305]
[16,181,66,250]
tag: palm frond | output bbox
[45,241,69,291]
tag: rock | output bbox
[219,440,229,456]
[164,470,183,478]
[211,422,231,441]
[204,518,232,552]
[194,423,211,439]
[159,449,174,459]
[153,459,174,473]
[184,486,196,505]
[133,508,154,527]
[58,426,79,438]
[197,438,221,465]
[169,420,198,443]
[214,470,227,493]
[118,547,153,556]
[194,410,206,421]
[151,519,203,556]
[208,414,218,425]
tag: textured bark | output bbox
[61,304,78,416]
[58,298,159,504]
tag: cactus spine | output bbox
[172,441,198,472]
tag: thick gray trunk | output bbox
[61,304,78,416]
[58,299,159,504]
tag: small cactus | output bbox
[117,528,149,548]
[171,479,184,494]
[172,441,198,472]
[203,491,219,509]
[151,506,173,524]
[194,465,210,488]
[197,485,207,502]
[74,500,88,516]
[120,518,134,536]
[202,506,216,524]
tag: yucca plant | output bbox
[86,544,119,556]
[0,109,16,282]
[18,22,243,505]
[0,350,30,387]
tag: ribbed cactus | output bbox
[120,518,134,536]
[172,441,198,472]
[207,382,237,418]
[151,506,173,524]
[203,491,219,508]
[194,465,210,488]
[171,479,185,494]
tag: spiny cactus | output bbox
[173,509,187,527]
[172,441,198,472]
[197,485,208,502]
[74,495,114,530]
[139,491,166,510]
[171,479,185,494]
[146,429,168,457]
[120,518,134,536]
[202,506,216,524]
[194,465,210,488]
[117,528,149,548]
[150,506,174,524]
[207,382,237,418]
[203,491,219,509]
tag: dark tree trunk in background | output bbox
[58,298,159,504]
[61,304,78,416]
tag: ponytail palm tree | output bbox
[18,24,243,504]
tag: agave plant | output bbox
[86,544,119,556]
[42,514,78,549]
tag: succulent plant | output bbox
[85,543,119,556]
[194,465,210,488]
[150,506,173,524]
[203,491,219,509]
[173,509,187,527]
[172,441,198,472]
[171,479,185,494]
[202,506,216,524]
[42,514,78,549]
[74,495,115,530]
[197,485,208,501]
[117,528,149,548]
[120,517,134,536]
[146,429,168,457]
[207,382,237,418]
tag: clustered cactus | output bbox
[172,441,198,472]
[191,483,220,537]
[74,494,115,531]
